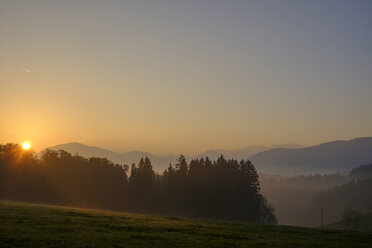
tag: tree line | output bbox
[259,165,372,227]
[312,177,372,225]
[0,143,277,224]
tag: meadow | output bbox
[0,200,371,248]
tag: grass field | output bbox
[0,201,371,248]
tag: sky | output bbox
[0,0,371,155]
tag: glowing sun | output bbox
[22,142,31,150]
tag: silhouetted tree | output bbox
[350,164,372,179]
[342,208,363,230]
[128,156,156,212]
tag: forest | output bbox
[260,164,372,226]
[0,143,277,224]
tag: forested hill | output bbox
[250,137,372,175]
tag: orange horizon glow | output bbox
[0,1,371,155]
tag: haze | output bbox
[1,0,371,154]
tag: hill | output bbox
[312,178,372,224]
[328,212,372,232]
[195,144,304,161]
[46,137,372,174]
[1,200,371,248]
[259,173,350,227]
[45,142,303,172]
[250,137,372,175]
[46,142,178,172]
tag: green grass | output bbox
[0,201,371,248]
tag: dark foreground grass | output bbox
[0,201,371,248]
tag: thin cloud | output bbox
[23,68,31,73]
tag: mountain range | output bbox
[45,137,372,175]
[250,137,372,175]
[45,143,303,172]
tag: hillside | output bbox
[1,201,371,248]
[46,137,372,174]
[250,137,372,175]
[312,178,372,224]
[45,142,303,172]
[259,173,350,227]
[46,142,178,172]
[195,144,304,162]
[328,212,372,232]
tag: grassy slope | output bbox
[0,201,371,248]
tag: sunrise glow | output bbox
[22,142,31,150]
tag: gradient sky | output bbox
[0,0,371,155]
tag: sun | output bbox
[22,142,31,150]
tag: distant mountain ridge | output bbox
[46,137,372,175]
[47,142,177,172]
[250,137,372,175]
[194,144,304,161]
[45,142,304,172]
